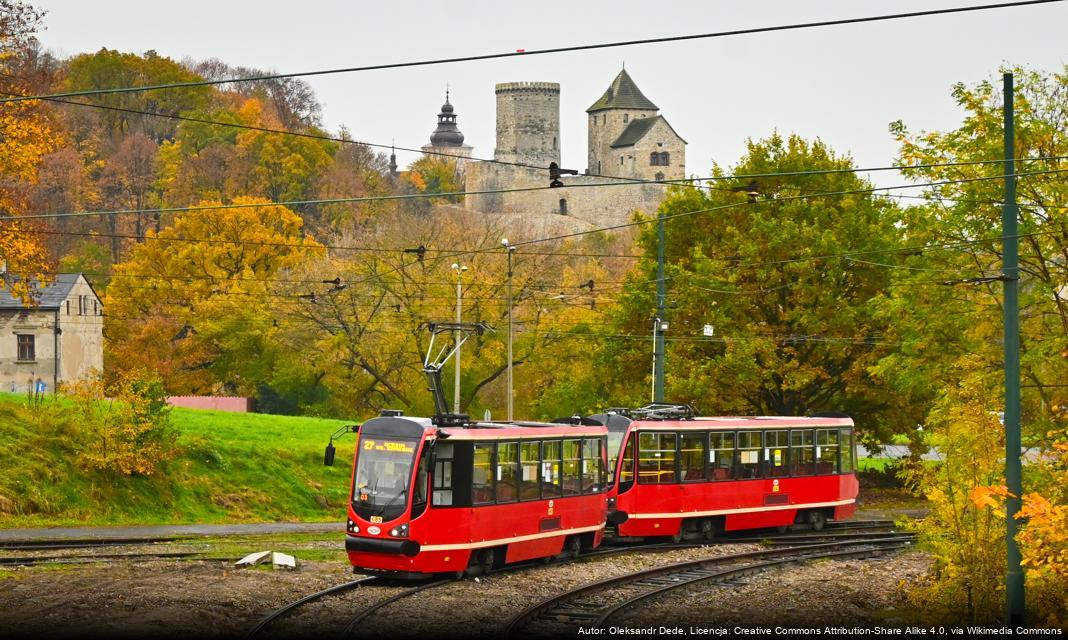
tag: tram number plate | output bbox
[370,516,383,523]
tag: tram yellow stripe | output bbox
[626,498,856,520]
[419,524,605,552]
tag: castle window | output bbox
[650,152,660,166]
[623,113,629,123]
[655,172,665,182]
[597,161,601,173]
[559,199,568,215]
[620,156,623,166]
[553,136,557,149]
[602,115,606,124]
[659,152,670,165]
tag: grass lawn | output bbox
[0,392,362,527]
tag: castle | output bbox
[423,70,686,227]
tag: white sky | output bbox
[30,0,1068,190]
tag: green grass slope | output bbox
[0,393,359,527]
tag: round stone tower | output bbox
[493,82,560,167]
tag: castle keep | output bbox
[462,70,686,227]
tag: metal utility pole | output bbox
[1001,72,1025,626]
[652,212,666,402]
[502,239,517,421]
[451,263,468,414]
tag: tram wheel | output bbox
[808,511,827,531]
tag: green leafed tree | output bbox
[602,133,906,441]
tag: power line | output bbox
[2,1,1060,105]
[8,157,1063,224]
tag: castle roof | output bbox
[610,115,687,148]
[429,91,465,147]
[587,69,658,113]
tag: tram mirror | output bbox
[324,442,336,467]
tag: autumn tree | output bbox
[105,197,323,393]
[0,0,60,301]
[883,65,1068,625]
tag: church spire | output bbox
[429,89,465,147]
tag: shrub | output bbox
[70,370,177,476]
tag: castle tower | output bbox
[422,90,473,167]
[493,82,560,167]
[587,69,685,181]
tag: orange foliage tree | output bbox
[0,0,60,301]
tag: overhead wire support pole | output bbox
[653,211,666,403]
[1002,71,1025,626]
[503,240,517,421]
[452,263,468,414]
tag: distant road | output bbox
[0,521,344,542]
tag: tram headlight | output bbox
[347,519,359,533]
[389,524,409,538]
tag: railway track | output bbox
[244,539,715,638]
[243,521,907,638]
[0,551,206,567]
[504,536,913,636]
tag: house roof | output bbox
[0,274,84,309]
[609,115,688,148]
[587,69,658,113]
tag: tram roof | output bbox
[629,416,854,429]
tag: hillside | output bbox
[0,393,359,527]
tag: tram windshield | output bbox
[352,437,418,521]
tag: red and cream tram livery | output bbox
[597,408,858,539]
[344,413,609,576]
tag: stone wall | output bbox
[466,162,672,227]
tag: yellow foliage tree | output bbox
[105,197,323,393]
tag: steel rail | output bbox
[594,542,911,627]
[503,536,913,635]
[245,576,384,639]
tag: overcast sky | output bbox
[30,0,1068,190]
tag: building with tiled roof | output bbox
[0,273,103,394]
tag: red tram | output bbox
[592,405,859,540]
[341,412,609,577]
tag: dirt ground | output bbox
[0,492,932,638]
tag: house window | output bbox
[559,198,568,215]
[650,152,660,166]
[659,152,670,165]
[623,113,629,123]
[655,172,665,182]
[93,300,98,315]
[17,335,35,362]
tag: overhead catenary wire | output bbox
[0,0,1060,105]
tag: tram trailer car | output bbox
[594,410,859,540]
[343,413,610,577]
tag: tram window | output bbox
[542,440,563,498]
[790,430,815,476]
[765,430,790,478]
[412,448,430,517]
[497,442,519,503]
[582,438,603,493]
[562,439,582,496]
[709,431,735,480]
[816,429,839,474]
[737,431,763,479]
[839,428,855,474]
[638,432,677,484]
[680,432,707,482]
[473,443,495,504]
[433,442,455,506]
[619,435,636,488]
[519,441,540,500]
